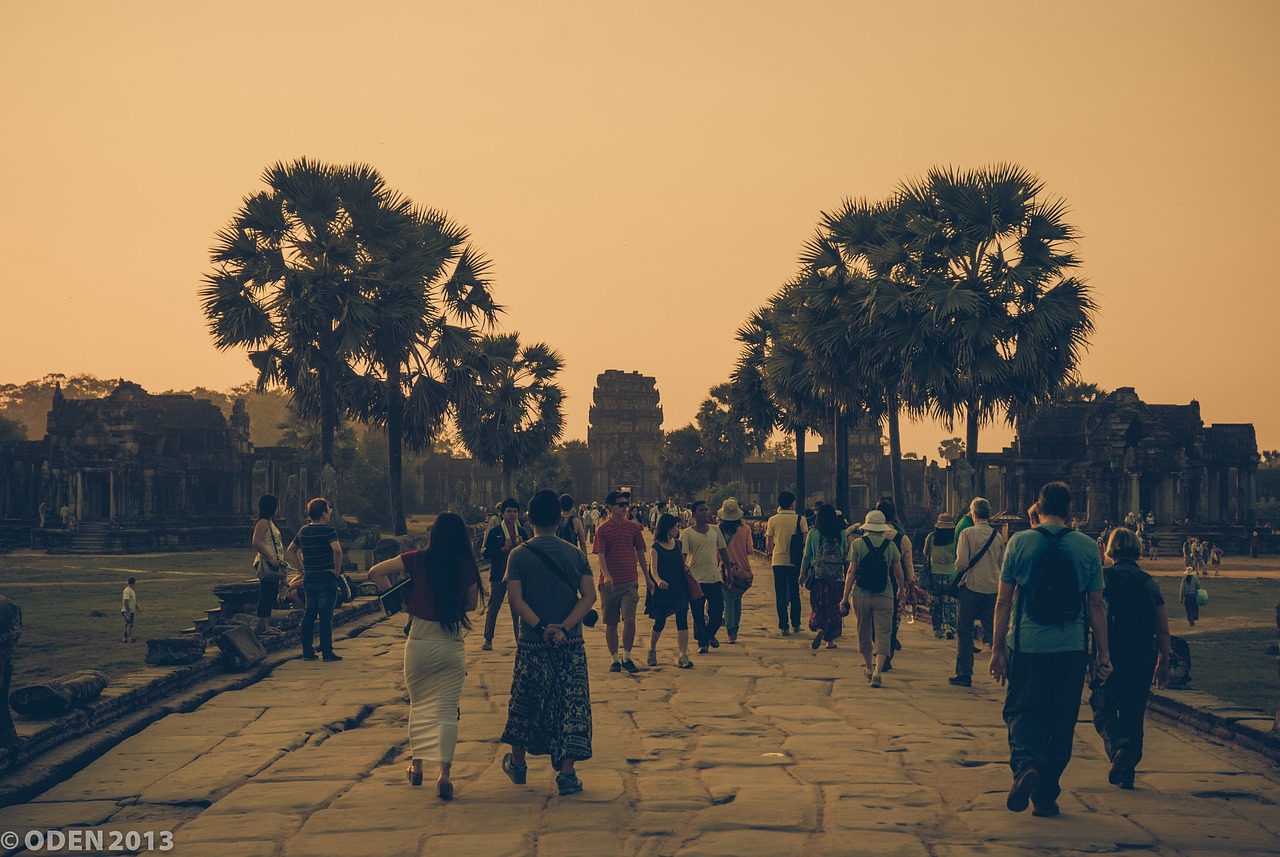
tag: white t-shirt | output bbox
[681,525,728,584]
[121,586,137,614]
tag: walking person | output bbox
[594,491,650,674]
[481,499,530,651]
[840,510,906,687]
[923,515,958,639]
[368,512,480,800]
[989,481,1111,818]
[556,494,589,561]
[948,498,1004,687]
[1179,568,1200,626]
[644,513,695,668]
[875,498,914,670]
[251,494,288,636]
[800,504,846,649]
[1089,527,1171,790]
[764,491,807,636]
[716,499,754,644]
[286,498,345,662]
[500,490,597,796]
[684,500,733,654]
[120,576,139,643]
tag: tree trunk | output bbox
[966,400,983,495]
[835,408,849,512]
[795,428,806,508]
[387,363,407,536]
[886,390,906,527]
[319,378,337,471]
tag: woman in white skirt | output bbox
[369,512,480,800]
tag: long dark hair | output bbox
[257,494,277,521]
[719,519,744,542]
[422,512,478,635]
[932,527,954,547]
[815,504,841,542]
[656,513,680,543]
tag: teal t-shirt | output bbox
[1000,525,1103,653]
[847,533,901,597]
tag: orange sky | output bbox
[2,1,1277,457]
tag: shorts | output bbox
[122,611,135,624]
[600,581,639,624]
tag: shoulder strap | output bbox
[955,529,998,583]
[516,542,583,599]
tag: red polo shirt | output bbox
[593,517,646,586]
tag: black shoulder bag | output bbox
[517,543,599,628]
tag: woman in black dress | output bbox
[645,513,694,668]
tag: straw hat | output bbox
[717,498,744,521]
[936,513,956,528]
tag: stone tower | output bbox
[588,371,664,501]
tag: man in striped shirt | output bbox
[287,498,344,662]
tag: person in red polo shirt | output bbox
[594,491,651,674]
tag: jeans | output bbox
[691,581,724,646]
[1089,650,1157,768]
[301,574,338,655]
[954,587,997,677]
[723,588,742,636]
[484,577,520,642]
[772,566,801,630]
[1003,649,1088,805]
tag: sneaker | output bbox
[726,634,737,644]
[863,667,874,681]
[870,672,882,688]
[881,661,893,672]
[1118,773,1135,790]
[791,626,800,634]
[556,772,583,795]
[1108,747,1135,786]
[948,675,972,687]
[501,752,527,785]
[646,650,658,667]
[621,659,641,674]
[780,628,790,637]
[708,637,720,649]
[609,661,622,673]
[322,652,343,662]
[301,652,318,661]
[677,654,693,669]
[1031,801,1060,817]
[1006,766,1040,812]
[697,645,709,654]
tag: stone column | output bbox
[75,470,83,520]
[1228,467,1240,523]
[1129,473,1141,519]
[1245,468,1257,527]
[109,469,117,520]
[1207,468,1220,524]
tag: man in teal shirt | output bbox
[989,482,1111,818]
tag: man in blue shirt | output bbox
[989,482,1112,818]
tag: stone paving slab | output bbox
[3,553,1278,857]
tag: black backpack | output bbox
[855,536,891,592]
[1024,527,1082,624]
[1105,565,1157,653]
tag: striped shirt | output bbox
[295,523,339,574]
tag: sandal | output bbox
[481,640,493,651]
[501,752,527,785]
[437,780,453,800]
[406,766,422,787]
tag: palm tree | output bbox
[895,164,1096,477]
[344,187,501,535]
[457,333,566,498]
[201,158,391,470]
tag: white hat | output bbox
[860,509,895,533]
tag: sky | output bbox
[2,1,1277,457]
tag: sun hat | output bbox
[860,509,896,533]
[717,498,744,521]
[936,513,956,528]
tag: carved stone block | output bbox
[145,636,207,666]
[215,624,267,671]
[9,670,109,717]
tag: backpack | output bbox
[812,534,846,581]
[1024,527,1082,624]
[855,536,891,592]
[1104,565,1157,653]
[787,515,806,567]
[556,515,579,547]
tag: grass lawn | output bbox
[0,550,254,688]
[1148,567,1280,715]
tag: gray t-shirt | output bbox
[505,536,592,641]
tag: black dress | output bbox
[645,540,689,620]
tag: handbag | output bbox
[787,514,806,567]
[253,525,286,585]
[946,529,998,599]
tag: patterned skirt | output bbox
[500,636,592,765]
[808,578,844,639]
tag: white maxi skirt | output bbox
[403,618,467,763]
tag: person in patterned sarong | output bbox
[500,490,598,796]
[800,504,847,649]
